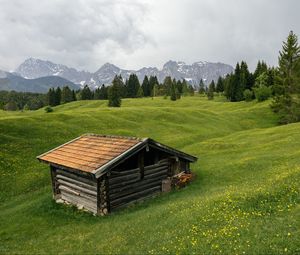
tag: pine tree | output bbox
[271,31,300,124]
[72,90,77,101]
[163,76,173,96]
[127,74,140,98]
[100,84,108,99]
[137,86,144,98]
[176,80,183,94]
[47,88,56,106]
[61,86,73,103]
[240,61,251,91]
[207,82,214,100]
[216,77,224,93]
[170,81,177,101]
[94,87,101,99]
[199,79,206,94]
[209,80,216,92]
[81,85,92,100]
[225,63,245,102]
[55,87,61,105]
[141,75,150,97]
[108,76,122,107]
[182,79,189,96]
[148,76,157,94]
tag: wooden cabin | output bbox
[37,134,197,215]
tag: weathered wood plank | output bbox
[56,174,97,191]
[144,170,168,180]
[108,172,141,183]
[57,179,97,196]
[109,175,165,195]
[109,180,162,200]
[110,167,140,176]
[61,191,97,213]
[59,185,97,202]
[144,166,168,176]
[110,191,160,210]
[110,186,161,207]
[56,169,97,186]
[144,162,168,171]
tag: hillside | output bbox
[0,71,79,93]
[0,97,299,254]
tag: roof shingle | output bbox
[37,134,142,173]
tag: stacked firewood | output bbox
[171,172,195,188]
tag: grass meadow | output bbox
[0,96,299,254]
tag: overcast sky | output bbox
[0,0,299,72]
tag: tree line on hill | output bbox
[200,31,300,124]
[0,91,47,111]
[107,74,195,107]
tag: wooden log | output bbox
[110,191,160,210]
[109,180,162,200]
[59,185,97,202]
[109,175,164,195]
[108,172,141,183]
[56,169,96,186]
[110,167,140,176]
[61,191,97,210]
[110,186,161,207]
[144,170,168,180]
[57,179,97,196]
[144,162,168,171]
[56,174,97,191]
[50,166,58,196]
[109,173,167,190]
[61,191,97,214]
[144,166,168,176]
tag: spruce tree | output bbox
[137,86,144,98]
[94,87,101,99]
[72,90,77,101]
[141,75,150,97]
[182,79,189,96]
[216,77,224,93]
[61,86,73,103]
[55,87,61,105]
[209,80,216,92]
[163,76,173,96]
[108,76,122,107]
[127,74,140,98]
[100,84,108,99]
[149,76,158,94]
[170,81,177,101]
[81,85,92,100]
[47,88,56,106]
[176,80,183,94]
[199,79,206,94]
[271,31,300,123]
[207,82,214,100]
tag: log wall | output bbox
[53,168,98,214]
[108,158,169,210]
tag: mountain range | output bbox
[1,58,234,93]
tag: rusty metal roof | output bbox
[37,134,144,173]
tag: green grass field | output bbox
[0,96,299,254]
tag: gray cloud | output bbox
[0,0,299,72]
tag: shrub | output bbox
[45,106,53,113]
[254,85,272,102]
[243,89,253,102]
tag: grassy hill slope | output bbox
[0,97,299,254]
